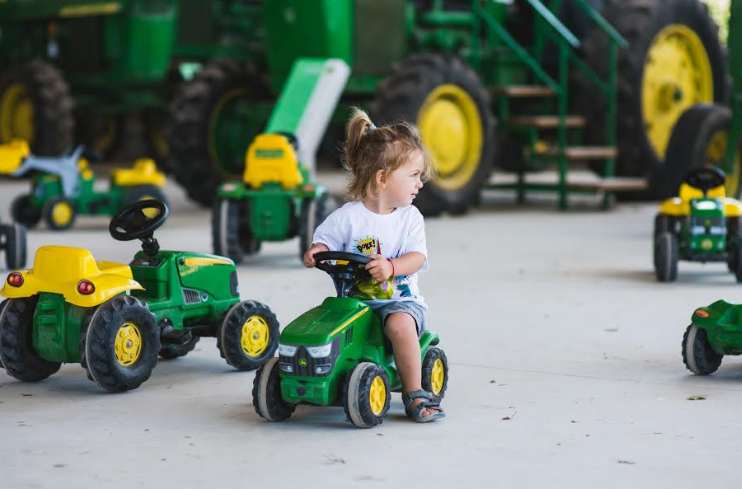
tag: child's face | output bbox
[385,151,425,207]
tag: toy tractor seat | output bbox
[660,167,742,217]
[243,134,303,190]
[0,139,30,174]
[1,245,142,307]
[111,158,166,187]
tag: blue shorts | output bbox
[366,300,426,338]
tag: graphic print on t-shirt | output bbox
[353,236,393,300]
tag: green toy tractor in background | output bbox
[252,252,448,428]
[0,200,279,392]
[0,139,167,231]
[211,58,345,262]
[653,167,742,282]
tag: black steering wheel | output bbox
[685,167,726,195]
[314,251,372,298]
[110,199,169,255]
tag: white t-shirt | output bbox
[312,201,428,308]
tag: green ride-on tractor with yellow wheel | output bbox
[654,167,742,282]
[252,252,448,428]
[0,139,168,231]
[0,199,279,392]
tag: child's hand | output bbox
[365,254,393,283]
[303,243,330,268]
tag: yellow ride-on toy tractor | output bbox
[654,167,742,282]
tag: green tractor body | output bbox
[0,200,279,392]
[276,297,440,406]
[683,300,742,377]
[252,252,448,428]
[682,199,727,259]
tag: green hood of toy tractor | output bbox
[280,297,372,346]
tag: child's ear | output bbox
[375,169,386,188]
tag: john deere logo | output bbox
[702,238,713,250]
[299,358,307,367]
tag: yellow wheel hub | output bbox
[240,315,270,357]
[705,130,742,198]
[418,84,483,190]
[51,201,73,226]
[642,24,714,159]
[369,375,387,415]
[114,322,142,367]
[0,83,34,144]
[431,358,445,395]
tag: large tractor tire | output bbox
[578,0,727,196]
[656,104,742,199]
[75,113,125,161]
[372,54,496,216]
[0,60,74,155]
[169,60,272,206]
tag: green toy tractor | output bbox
[0,199,279,392]
[653,167,742,282]
[252,252,448,428]
[682,299,742,377]
[0,139,167,231]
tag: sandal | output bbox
[402,390,446,423]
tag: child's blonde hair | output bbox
[343,108,434,200]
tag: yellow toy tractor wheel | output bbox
[422,347,449,404]
[217,300,279,370]
[342,362,391,428]
[80,295,159,393]
[42,196,77,231]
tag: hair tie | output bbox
[368,123,377,131]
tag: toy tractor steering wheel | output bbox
[109,199,169,256]
[685,167,726,195]
[314,251,372,298]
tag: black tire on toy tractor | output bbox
[298,193,334,259]
[372,54,496,216]
[0,60,74,155]
[0,297,61,382]
[212,197,259,264]
[730,240,742,283]
[682,324,723,375]
[123,185,168,209]
[654,214,675,238]
[79,295,159,393]
[655,104,742,200]
[11,194,42,228]
[576,0,727,197]
[42,196,77,231]
[217,300,279,371]
[654,231,679,282]
[169,60,272,207]
[421,347,449,404]
[4,223,27,270]
[343,362,391,428]
[159,334,200,360]
[727,216,742,272]
[252,357,296,421]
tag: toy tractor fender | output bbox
[10,145,84,198]
[0,139,29,174]
[1,246,142,308]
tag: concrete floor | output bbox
[1,174,741,488]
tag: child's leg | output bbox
[385,312,443,419]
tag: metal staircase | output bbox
[474,0,646,209]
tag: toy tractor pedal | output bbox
[252,251,449,428]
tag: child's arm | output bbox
[303,243,330,268]
[365,251,425,283]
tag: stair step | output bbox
[507,115,585,128]
[489,85,556,97]
[534,145,617,160]
[567,177,648,192]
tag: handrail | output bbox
[567,0,628,48]
[521,0,580,48]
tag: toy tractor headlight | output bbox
[6,272,23,287]
[278,343,298,357]
[306,343,333,359]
